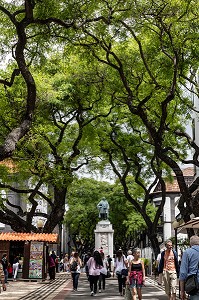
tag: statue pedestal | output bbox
[94,220,114,258]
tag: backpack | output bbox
[70,260,78,271]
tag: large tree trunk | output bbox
[44,187,67,233]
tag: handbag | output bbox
[185,261,199,295]
[116,270,121,276]
[121,268,128,277]
[124,284,132,300]
[105,270,111,278]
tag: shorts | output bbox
[163,270,177,296]
[129,278,142,289]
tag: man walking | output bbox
[158,240,179,300]
[1,253,8,284]
[179,235,199,300]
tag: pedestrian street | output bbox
[0,273,179,300]
[62,276,170,300]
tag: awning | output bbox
[0,232,59,243]
[177,217,199,233]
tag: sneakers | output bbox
[99,289,101,293]
[91,291,94,296]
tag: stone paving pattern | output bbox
[0,272,178,300]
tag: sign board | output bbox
[29,241,43,278]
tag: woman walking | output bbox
[98,252,108,293]
[128,248,145,300]
[87,250,103,296]
[48,253,56,280]
[69,252,82,291]
[63,254,69,272]
[113,249,128,296]
[12,255,19,281]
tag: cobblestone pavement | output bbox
[0,272,180,300]
[0,272,71,300]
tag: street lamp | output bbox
[157,236,162,244]
[37,219,44,233]
[172,220,179,252]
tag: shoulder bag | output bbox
[185,251,199,295]
[121,255,128,277]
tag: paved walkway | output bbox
[61,276,169,300]
[0,273,178,300]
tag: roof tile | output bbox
[154,167,194,193]
[0,232,58,243]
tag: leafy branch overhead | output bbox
[0,1,199,249]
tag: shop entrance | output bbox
[9,241,24,279]
[9,241,24,265]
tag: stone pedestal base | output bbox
[94,220,114,258]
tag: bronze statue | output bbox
[97,197,109,220]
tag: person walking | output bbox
[98,252,108,293]
[84,251,91,280]
[179,235,199,300]
[113,249,128,296]
[7,263,13,278]
[87,250,103,296]
[156,249,164,285]
[63,254,69,272]
[158,240,179,300]
[128,248,145,300]
[48,253,56,280]
[127,250,134,270]
[1,254,8,284]
[12,255,19,281]
[0,260,6,292]
[107,255,112,272]
[51,251,59,273]
[69,251,82,292]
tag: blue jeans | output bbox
[71,272,80,290]
[4,269,8,283]
[190,290,199,300]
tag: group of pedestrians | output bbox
[47,250,65,280]
[66,236,199,299]
[0,253,20,284]
[155,236,199,300]
[63,247,146,299]
[0,253,21,292]
[47,236,199,300]
[113,248,145,299]
[67,250,109,296]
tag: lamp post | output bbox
[172,220,179,253]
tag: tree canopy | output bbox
[0,0,199,252]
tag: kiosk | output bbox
[0,232,59,280]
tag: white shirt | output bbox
[114,255,127,272]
